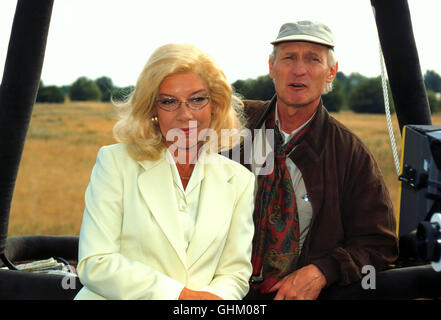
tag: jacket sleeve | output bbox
[201,172,255,299]
[76,146,184,300]
[313,142,399,287]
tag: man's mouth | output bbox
[289,82,307,88]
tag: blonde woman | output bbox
[74,44,255,300]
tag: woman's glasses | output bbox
[156,95,210,112]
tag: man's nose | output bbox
[292,61,307,76]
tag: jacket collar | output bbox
[245,95,329,160]
[136,149,235,269]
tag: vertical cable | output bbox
[379,44,401,177]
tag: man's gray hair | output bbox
[269,45,337,94]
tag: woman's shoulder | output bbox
[96,143,135,166]
[99,142,127,154]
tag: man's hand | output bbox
[268,264,327,300]
[178,287,223,300]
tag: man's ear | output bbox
[269,55,275,79]
[327,61,338,82]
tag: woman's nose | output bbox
[176,103,194,120]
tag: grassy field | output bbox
[7,102,441,236]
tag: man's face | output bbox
[269,41,337,110]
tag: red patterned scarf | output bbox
[251,107,313,294]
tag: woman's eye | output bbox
[161,99,176,105]
[191,96,207,103]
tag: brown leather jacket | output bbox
[239,97,399,287]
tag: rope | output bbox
[379,44,401,177]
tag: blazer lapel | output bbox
[137,155,187,268]
[186,154,235,268]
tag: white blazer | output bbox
[74,143,255,300]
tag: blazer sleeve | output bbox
[201,171,255,299]
[76,146,185,300]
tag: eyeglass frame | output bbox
[155,94,211,112]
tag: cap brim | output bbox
[271,34,334,47]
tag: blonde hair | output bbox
[112,43,245,161]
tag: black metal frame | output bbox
[0,0,439,299]
[0,0,83,299]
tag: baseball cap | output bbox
[271,20,334,48]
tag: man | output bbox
[241,20,398,300]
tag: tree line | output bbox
[36,70,441,114]
[232,69,441,114]
[36,76,134,104]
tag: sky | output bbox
[0,0,440,88]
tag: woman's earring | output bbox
[151,116,158,123]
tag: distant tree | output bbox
[60,85,70,96]
[427,90,441,113]
[322,77,344,112]
[69,76,102,101]
[335,71,347,86]
[111,85,135,102]
[345,72,368,102]
[36,85,65,103]
[347,72,368,88]
[424,70,441,93]
[348,77,394,114]
[232,75,274,100]
[232,79,251,99]
[334,71,350,108]
[95,76,114,102]
[247,75,275,100]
